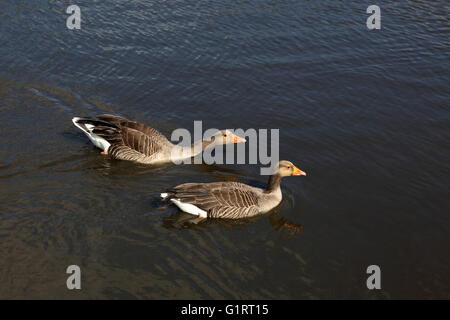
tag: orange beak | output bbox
[292,166,306,176]
[232,134,246,143]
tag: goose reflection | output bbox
[162,206,303,237]
[79,153,245,178]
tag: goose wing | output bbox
[88,114,172,161]
[97,114,171,145]
[93,125,164,161]
[170,182,260,219]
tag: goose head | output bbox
[208,130,246,146]
[276,160,306,177]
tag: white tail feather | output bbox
[72,117,111,152]
[170,199,208,218]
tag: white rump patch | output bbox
[160,193,169,199]
[72,117,110,152]
[170,199,207,218]
[89,134,110,152]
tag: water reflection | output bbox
[162,206,303,237]
[268,209,303,237]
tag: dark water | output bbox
[0,0,449,299]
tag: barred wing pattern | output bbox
[97,114,171,145]
[170,182,260,219]
[92,114,171,162]
[105,127,163,161]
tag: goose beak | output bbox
[232,134,246,143]
[292,166,306,176]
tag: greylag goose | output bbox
[160,160,306,219]
[72,114,246,164]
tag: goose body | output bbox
[161,160,306,219]
[72,114,245,164]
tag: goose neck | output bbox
[265,174,282,193]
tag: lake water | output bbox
[0,0,449,299]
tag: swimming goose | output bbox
[72,114,246,164]
[161,160,306,219]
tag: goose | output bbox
[160,160,306,219]
[72,114,246,164]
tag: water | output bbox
[0,0,449,299]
